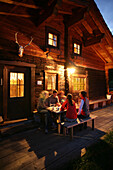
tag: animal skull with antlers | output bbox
[15,32,33,57]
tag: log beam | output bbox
[100,43,113,62]
[83,33,104,47]
[58,9,72,15]
[73,26,83,37]
[0,0,39,9]
[82,20,93,34]
[0,12,30,18]
[91,45,107,63]
[37,0,59,27]
[62,0,89,8]
[64,8,87,27]
[88,8,113,47]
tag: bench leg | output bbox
[70,127,73,140]
[63,127,66,136]
[92,119,94,130]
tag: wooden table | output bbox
[46,103,79,134]
[46,107,66,134]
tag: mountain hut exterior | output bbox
[0,0,113,120]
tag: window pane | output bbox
[10,85,18,98]
[47,74,56,90]
[48,33,58,47]
[78,49,80,54]
[48,39,53,45]
[18,73,24,85]
[74,43,77,48]
[52,75,56,89]
[18,85,24,97]
[53,40,57,47]
[74,43,81,55]
[10,72,17,85]
[49,33,53,39]
[73,77,85,92]
[10,72,24,98]
[53,35,57,41]
[47,75,52,90]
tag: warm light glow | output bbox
[67,68,75,75]
[81,148,86,157]
[10,72,24,98]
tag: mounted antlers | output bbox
[15,32,33,57]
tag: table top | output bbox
[46,106,66,114]
[46,103,79,113]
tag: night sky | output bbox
[95,0,113,34]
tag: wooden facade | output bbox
[0,0,113,120]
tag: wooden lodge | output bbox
[0,0,113,121]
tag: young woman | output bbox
[61,93,77,121]
[77,91,90,118]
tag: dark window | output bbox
[109,69,113,92]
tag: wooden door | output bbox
[7,66,31,120]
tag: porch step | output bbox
[0,119,39,138]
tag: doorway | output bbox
[6,66,31,120]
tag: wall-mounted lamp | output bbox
[67,68,75,75]
[37,80,42,85]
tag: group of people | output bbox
[37,90,89,134]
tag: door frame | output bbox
[2,61,36,120]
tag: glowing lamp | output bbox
[67,68,75,74]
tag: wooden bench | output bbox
[89,99,111,110]
[62,114,97,140]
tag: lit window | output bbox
[48,33,57,47]
[10,72,24,98]
[47,74,56,90]
[74,43,81,55]
[73,77,86,91]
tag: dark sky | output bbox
[94,0,113,34]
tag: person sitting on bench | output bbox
[61,93,77,122]
[77,91,90,119]
[37,90,50,134]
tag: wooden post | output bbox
[31,67,35,117]
[105,69,109,94]
[3,66,8,120]
[64,20,69,95]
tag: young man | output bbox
[45,90,60,107]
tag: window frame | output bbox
[10,72,25,98]
[46,73,56,91]
[44,70,59,92]
[73,39,82,56]
[72,74,86,93]
[45,26,60,49]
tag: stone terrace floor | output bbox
[0,105,113,170]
